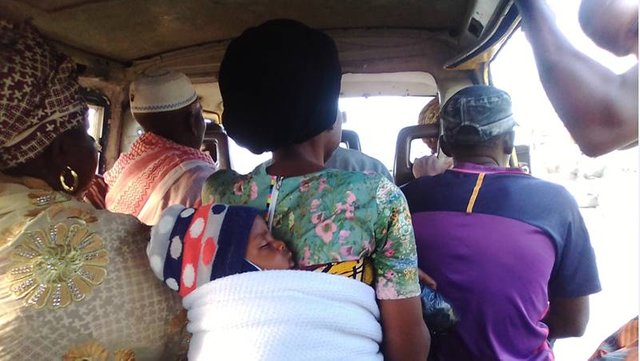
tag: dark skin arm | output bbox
[543,296,590,339]
[514,0,638,157]
[379,297,430,361]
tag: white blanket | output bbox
[183,270,383,361]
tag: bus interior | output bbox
[1,0,637,359]
[0,0,523,179]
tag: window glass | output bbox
[228,139,272,174]
[87,105,104,141]
[87,104,105,174]
[339,96,430,172]
[226,96,431,175]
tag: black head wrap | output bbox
[219,19,342,154]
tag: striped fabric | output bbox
[104,132,215,221]
[83,175,108,209]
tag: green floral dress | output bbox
[202,164,420,300]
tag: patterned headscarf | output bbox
[418,97,440,127]
[0,20,87,170]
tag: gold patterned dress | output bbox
[0,174,185,360]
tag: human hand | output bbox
[412,155,453,178]
[418,268,437,290]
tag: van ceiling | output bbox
[2,0,520,105]
[4,0,472,63]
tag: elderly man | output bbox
[401,85,601,360]
[104,70,216,225]
[514,0,638,157]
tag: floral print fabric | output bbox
[202,164,420,300]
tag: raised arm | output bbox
[514,0,638,157]
[373,178,430,360]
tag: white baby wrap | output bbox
[183,270,383,361]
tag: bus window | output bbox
[88,105,104,142]
[82,89,110,174]
[225,95,432,175]
[338,95,430,172]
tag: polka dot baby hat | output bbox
[148,203,262,297]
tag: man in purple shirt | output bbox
[402,85,601,360]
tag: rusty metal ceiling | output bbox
[3,0,475,63]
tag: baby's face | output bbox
[246,216,294,270]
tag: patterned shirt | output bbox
[104,132,216,225]
[202,164,420,300]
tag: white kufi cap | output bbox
[129,69,198,113]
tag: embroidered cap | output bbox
[441,85,516,145]
[129,69,198,114]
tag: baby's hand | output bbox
[418,268,437,290]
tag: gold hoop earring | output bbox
[59,166,79,193]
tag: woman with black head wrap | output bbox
[203,19,429,360]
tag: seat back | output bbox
[341,129,361,151]
[513,144,531,174]
[202,124,231,170]
[393,124,439,186]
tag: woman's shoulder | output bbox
[205,166,389,185]
[202,166,273,205]
[205,165,271,187]
[318,169,399,195]
[93,207,150,236]
[206,168,243,184]
[315,168,390,185]
[51,195,149,237]
[28,196,152,253]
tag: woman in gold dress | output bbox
[0,20,185,360]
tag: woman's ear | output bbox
[46,135,69,172]
[47,128,98,194]
[38,135,72,192]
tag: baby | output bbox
[243,207,295,271]
[149,207,386,361]
[147,203,294,297]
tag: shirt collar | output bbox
[452,161,527,175]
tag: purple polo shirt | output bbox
[401,163,600,360]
